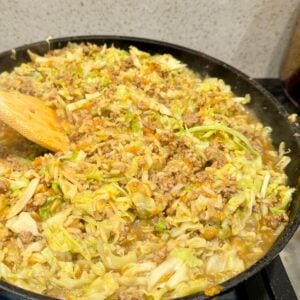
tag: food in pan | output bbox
[0,44,294,299]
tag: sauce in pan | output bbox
[0,44,294,299]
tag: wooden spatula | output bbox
[0,91,69,152]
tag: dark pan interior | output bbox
[0,36,299,300]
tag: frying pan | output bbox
[0,36,299,300]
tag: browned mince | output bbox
[0,44,294,299]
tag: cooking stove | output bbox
[0,79,298,300]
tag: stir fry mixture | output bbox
[0,44,294,299]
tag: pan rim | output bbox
[0,35,299,300]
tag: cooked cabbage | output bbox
[0,43,294,299]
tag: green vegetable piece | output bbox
[70,151,79,161]
[10,177,29,191]
[101,79,111,87]
[39,205,51,221]
[189,124,260,156]
[38,195,61,221]
[218,226,231,240]
[170,248,203,267]
[270,207,285,215]
[51,181,61,193]
[183,185,194,192]
[130,118,142,135]
[155,218,166,233]
[86,169,103,180]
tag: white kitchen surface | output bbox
[281,228,300,299]
[0,0,299,78]
[0,0,299,297]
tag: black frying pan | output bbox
[0,36,299,300]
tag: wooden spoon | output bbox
[0,91,69,152]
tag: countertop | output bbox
[0,0,299,78]
[281,229,300,299]
[0,0,299,297]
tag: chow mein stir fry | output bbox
[0,44,294,299]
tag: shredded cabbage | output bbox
[0,43,294,299]
[6,177,40,219]
[189,124,260,156]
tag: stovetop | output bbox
[257,78,298,113]
[219,255,296,300]
[0,79,298,300]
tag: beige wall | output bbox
[0,0,299,77]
